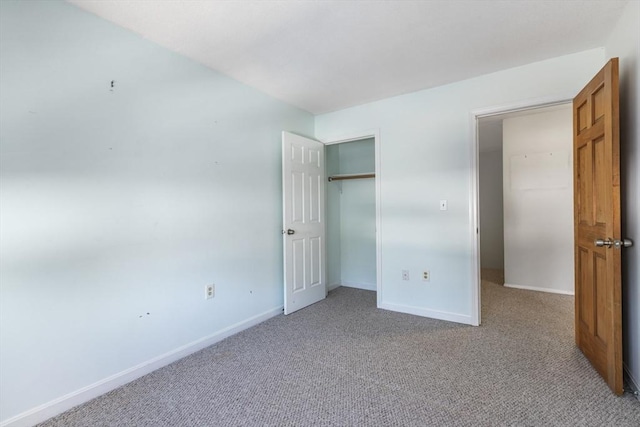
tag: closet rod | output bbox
[328,173,375,182]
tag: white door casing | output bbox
[282,132,326,315]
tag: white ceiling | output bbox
[67,0,629,114]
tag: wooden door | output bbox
[282,132,326,315]
[573,58,623,395]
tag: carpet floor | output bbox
[39,282,640,426]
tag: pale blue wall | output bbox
[316,49,606,322]
[0,0,313,421]
[605,0,640,391]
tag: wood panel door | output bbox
[282,132,326,315]
[573,58,623,395]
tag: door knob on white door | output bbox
[287,229,295,235]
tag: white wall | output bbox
[0,0,313,424]
[316,49,605,323]
[502,106,574,294]
[479,146,504,269]
[326,140,376,291]
[605,0,640,391]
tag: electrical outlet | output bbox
[402,270,410,281]
[205,284,215,300]
[422,271,430,282]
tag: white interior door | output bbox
[282,131,326,315]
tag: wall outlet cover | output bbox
[205,284,215,299]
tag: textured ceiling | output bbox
[67,0,629,114]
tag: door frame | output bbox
[321,130,382,307]
[469,94,575,326]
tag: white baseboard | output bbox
[503,283,574,295]
[0,306,284,427]
[341,281,376,291]
[379,301,472,325]
[624,364,640,400]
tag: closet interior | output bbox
[326,138,377,291]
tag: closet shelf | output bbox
[328,173,375,182]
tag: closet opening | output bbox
[325,135,380,302]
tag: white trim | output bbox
[469,94,575,327]
[471,93,576,119]
[322,129,379,146]
[469,111,481,326]
[503,283,575,295]
[0,306,283,427]
[321,129,382,308]
[624,364,640,400]
[374,130,382,308]
[341,281,376,291]
[379,302,472,325]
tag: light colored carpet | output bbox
[39,282,639,426]
[481,268,504,285]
